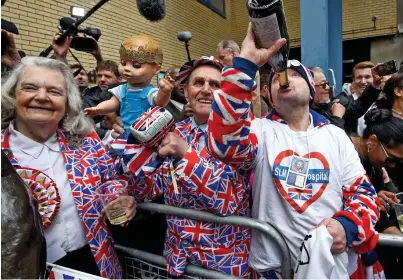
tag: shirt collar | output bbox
[9,122,60,159]
[266,109,328,128]
[190,117,207,134]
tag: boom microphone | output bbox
[59,17,76,30]
[177,31,192,42]
[136,0,166,22]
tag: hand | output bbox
[157,132,189,160]
[84,107,103,116]
[331,103,346,118]
[381,167,390,184]
[52,34,73,59]
[239,23,287,67]
[378,190,399,212]
[317,218,346,254]
[371,65,382,89]
[84,36,103,62]
[159,73,175,95]
[1,30,21,69]
[101,196,136,227]
[179,102,194,121]
[111,117,124,139]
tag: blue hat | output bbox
[268,60,316,106]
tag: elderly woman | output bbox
[1,57,135,278]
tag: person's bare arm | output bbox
[383,226,403,235]
[84,95,120,116]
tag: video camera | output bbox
[58,17,101,52]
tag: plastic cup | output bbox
[394,192,403,233]
[96,180,129,225]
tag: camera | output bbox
[58,17,101,52]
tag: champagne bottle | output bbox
[247,0,290,88]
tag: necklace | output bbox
[392,109,403,117]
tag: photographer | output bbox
[51,33,103,65]
[1,30,21,76]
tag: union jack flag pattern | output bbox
[117,117,252,277]
[1,129,124,279]
[206,57,380,265]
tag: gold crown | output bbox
[119,35,163,65]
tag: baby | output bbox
[85,35,174,131]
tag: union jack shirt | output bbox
[117,117,252,277]
[207,57,380,271]
[1,129,123,279]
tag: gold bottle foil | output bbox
[278,71,289,88]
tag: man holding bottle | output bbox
[207,24,380,278]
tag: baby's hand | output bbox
[159,73,175,95]
[84,107,102,116]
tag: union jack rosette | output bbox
[130,106,175,148]
[16,167,60,229]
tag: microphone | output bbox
[59,17,76,30]
[136,0,166,22]
[177,31,192,42]
[177,31,192,62]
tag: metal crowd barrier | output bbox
[115,202,403,279]
[378,233,403,247]
[116,202,293,279]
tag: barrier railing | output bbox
[117,202,292,279]
[378,233,403,247]
[116,202,403,279]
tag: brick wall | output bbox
[342,0,397,40]
[2,0,236,72]
[1,0,397,72]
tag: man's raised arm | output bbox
[207,24,286,169]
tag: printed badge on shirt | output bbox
[286,156,310,190]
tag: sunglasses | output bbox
[380,142,403,165]
[315,81,330,89]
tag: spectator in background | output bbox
[163,65,191,122]
[310,67,346,129]
[82,60,121,110]
[375,73,403,199]
[259,73,271,116]
[216,39,240,67]
[350,109,403,279]
[216,39,262,117]
[1,30,21,75]
[82,60,122,139]
[377,72,403,118]
[69,64,89,95]
[345,61,375,99]
[336,62,383,135]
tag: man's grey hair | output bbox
[309,66,324,74]
[217,40,240,54]
[1,56,94,135]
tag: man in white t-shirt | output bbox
[207,25,380,278]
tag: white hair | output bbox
[217,40,240,54]
[1,56,94,135]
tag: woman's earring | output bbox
[367,144,371,153]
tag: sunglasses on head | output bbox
[315,81,329,89]
[380,142,403,165]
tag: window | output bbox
[199,0,226,17]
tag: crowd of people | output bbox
[1,11,403,280]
